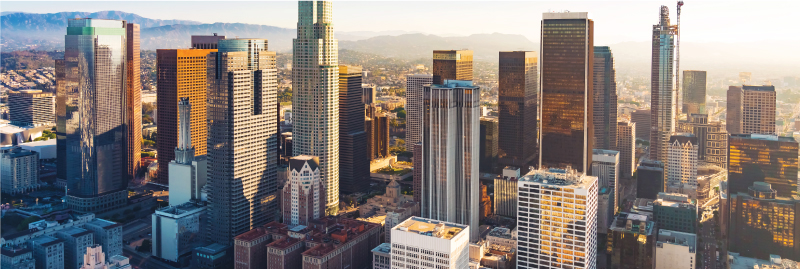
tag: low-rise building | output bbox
[1,146,40,195]
[27,235,64,269]
[191,243,232,269]
[655,229,696,269]
[54,227,94,269]
[1,246,35,269]
[83,219,122,258]
[358,179,419,243]
[371,243,391,269]
[653,192,697,234]
[390,216,470,269]
[606,212,656,269]
[152,202,205,263]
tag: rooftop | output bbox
[519,168,596,188]
[394,217,467,240]
[543,11,589,20]
[155,202,205,217]
[234,227,270,243]
[730,133,797,143]
[195,243,228,254]
[657,229,697,250]
[609,212,655,235]
[429,79,476,89]
[267,237,303,250]
[86,219,122,230]
[1,246,31,257]
[371,243,391,255]
[487,227,513,240]
[655,192,694,208]
[29,235,63,247]
[57,227,92,237]
[729,252,799,269]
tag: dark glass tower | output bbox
[592,46,617,151]
[432,50,473,85]
[58,19,129,213]
[728,134,798,197]
[539,12,594,173]
[338,65,369,194]
[682,70,707,114]
[498,51,538,173]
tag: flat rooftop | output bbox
[86,219,122,230]
[519,168,596,189]
[394,217,466,240]
[29,235,63,247]
[487,227,513,240]
[1,246,31,257]
[57,227,92,237]
[657,229,697,249]
[371,243,391,254]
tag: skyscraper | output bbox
[617,120,636,179]
[420,80,480,242]
[665,134,699,199]
[338,65,369,194]
[726,85,776,135]
[406,74,433,148]
[592,149,619,211]
[728,134,798,197]
[59,19,130,213]
[631,109,651,140]
[156,48,216,185]
[292,1,340,215]
[365,104,390,161]
[592,46,617,151]
[168,98,206,206]
[432,50,473,85]
[729,182,800,260]
[206,39,278,245]
[498,51,538,173]
[282,155,324,226]
[479,116,498,173]
[682,70,706,114]
[516,168,598,269]
[539,12,594,173]
[126,23,142,184]
[606,212,657,269]
[637,160,665,199]
[650,6,678,163]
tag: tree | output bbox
[17,216,42,230]
[142,102,155,115]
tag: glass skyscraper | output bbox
[592,46,617,152]
[650,6,678,163]
[498,51,538,173]
[58,19,129,213]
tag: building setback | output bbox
[498,51,538,174]
[682,70,707,114]
[292,0,341,215]
[7,90,55,127]
[726,85,776,135]
[58,19,130,214]
[432,50,473,85]
[420,80,480,242]
[539,12,594,173]
[728,134,798,197]
[592,46,618,152]
[206,39,278,245]
[650,6,678,163]
[338,65,369,194]
[155,48,216,185]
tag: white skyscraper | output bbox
[665,134,699,199]
[406,74,433,148]
[420,80,481,242]
[292,1,340,214]
[516,168,598,269]
[591,149,619,211]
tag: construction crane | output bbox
[675,1,684,116]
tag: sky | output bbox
[3,1,800,45]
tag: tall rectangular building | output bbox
[292,1,340,215]
[59,19,130,213]
[498,51,538,173]
[156,48,216,185]
[728,134,798,197]
[539,12,594,173]
[637,160,664,199]
[126,23,142,184]
[665,134,699,199]
[420,80,480,242]
[365,104,389,161]
[617,120,636,179]
[494,167,520,218]
[592,149,619,212]
[7,90,55,126]
[282,155,325,226]
[1,146,40,195]
[516,168,598,269]
[677,113,728,168]
[432,50,473,85]
[631,109,651,140]
[726,85,776,135]
[650,6,678,163]
[479,116,498,173]
[406,74,433,148]
[682,70,706,114]
[592,46,618,151]
[207,39,278,245]
[338,65,369,194]
[606,212,657,269]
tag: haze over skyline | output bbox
[3,1,799,45]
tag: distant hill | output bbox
[1,11,201,31]
[140,23,296,51]
[339,33,537,61]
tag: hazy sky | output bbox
[3,1,799,45]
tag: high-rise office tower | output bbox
[617,120,636,179]
[592,46,617,151]
[606,212,657,268]
[540,12,594,173]
[7,90,55,126]
[726,85,776,135]
[168,98,207,206]
[432,50,473,85]
[282,155,324,226]
[412,143,422,203]
[637,160,665,199]
[516,168,598,269]
[728,134,798,197]
[365,104,390,161]
[156,48,216,185]
[497,51,538,173]
[665,134,699,199]
[631,109,651,140]
[58,19,130,213]
[677,113,728,168]
[729,182,800,260]
[126,23,142,184]
[494,167,520,218]
[682,70,706,114]
[292,1,340,215]
[592,149,619,211]
[362,84,376,105]
[479,116,499,173]
[650,6,678,163]
[206,38,278,245]
[338,65,369,194]
[191,34,225,49]
[420,80,480,242]
[406,74,433,147]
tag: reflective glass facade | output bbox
[592,47,617,152]
[728,134,799,197]
[58,19,129,213]
[432,50,473,85]
[682,70,707,114]
[338,65,369,194]
[498,51,538,173]
[539,13,594,173]
[650,6,677,163]
[729,183,800,260]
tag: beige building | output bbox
[616,120,636,179]
[727,85,776,135]
[358,180,419,242]
[665,134,699,199]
